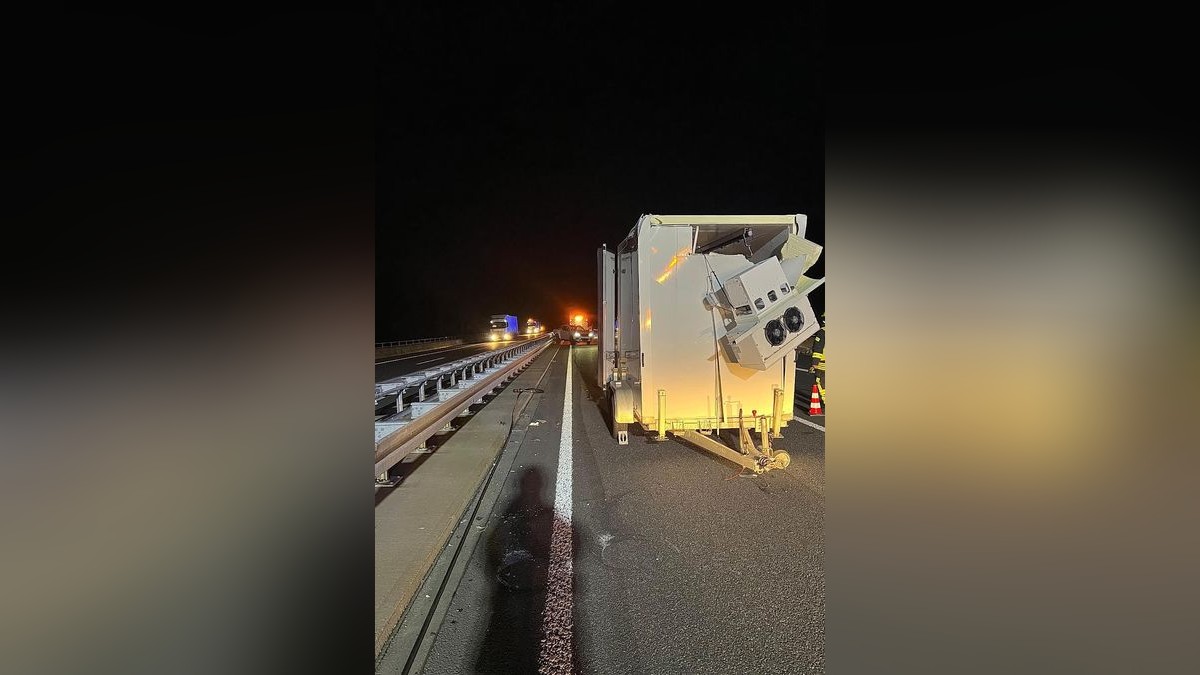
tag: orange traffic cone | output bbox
[808,383,823,416]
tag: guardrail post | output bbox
[375,334,553,481]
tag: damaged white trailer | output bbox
[597,214,824,474]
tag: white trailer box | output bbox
[597,215,823,471]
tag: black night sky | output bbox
[377,5,824,341]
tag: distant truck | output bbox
[525,318,543,335]
[488,314,518,341]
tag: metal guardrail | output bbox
[375,336,457,349]
[374,335,553,480]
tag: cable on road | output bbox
[511,386,544,422]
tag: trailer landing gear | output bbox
[673,409,789,474]
[608,387,629,445]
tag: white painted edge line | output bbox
[791,415,826,432]
[414,357,441,365]
[540,345,573,674]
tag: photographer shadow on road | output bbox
[474,465,583,674]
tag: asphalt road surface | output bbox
[418,344,825,674]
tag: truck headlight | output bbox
[503,333,511,340]
[573,332,581,338]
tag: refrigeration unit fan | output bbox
[782,306,805,332]
[763,319,788,346]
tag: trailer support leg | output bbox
[651,389,668,442]
[674,429,763,474]
[672,425,791,474]
[738,408,756,456]
[771,387,784,439]
[376,470,401,488]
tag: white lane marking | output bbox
[540,346,573,674]
[791,415,826,432]
[414,357,440,365]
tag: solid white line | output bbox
[540,346,574,674]
[791,415,826,432]
[414,357,440,365]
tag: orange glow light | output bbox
[655,246,692,284]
